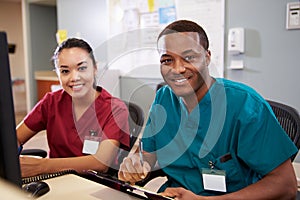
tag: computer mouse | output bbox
[22,181,50,197]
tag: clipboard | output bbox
[86,170,173,200]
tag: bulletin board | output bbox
[175,0,225,78]
[107,0,225,78]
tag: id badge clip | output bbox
[82,130,101,154]
[202,161,227,192]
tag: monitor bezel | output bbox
[0,31,22,188]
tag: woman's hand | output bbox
[19,155,46,177]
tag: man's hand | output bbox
[118,154,151,184]
[161,187,203,200]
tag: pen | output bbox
[139,139,144,166]
[17,143,23,156]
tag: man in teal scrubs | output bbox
[119,20,298,199]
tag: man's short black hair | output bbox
[158,20,209,50]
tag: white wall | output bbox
[57,0,108,50]
[226,0,300,112]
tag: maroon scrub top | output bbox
[24,87,130,158]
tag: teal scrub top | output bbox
[142,78,297,196]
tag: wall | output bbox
[225,0,300,112]
[0,1,26,113]
[23,1,57,109]
[29,3,57,105]
[57,0,108,50]
[29,4,57,73]
[0,1,25,79]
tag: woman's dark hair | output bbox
[157,20,209,50]
[52,38,97,67]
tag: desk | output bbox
[38,174,143,200]
[33,163,300,199]
[34,71,60,101]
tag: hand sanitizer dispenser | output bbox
[228,28,244,55]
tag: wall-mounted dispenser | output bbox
[286,2,300,30]
[228,27,244,55]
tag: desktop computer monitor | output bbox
[0,31,22,188]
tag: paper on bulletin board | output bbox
[175,0,225,78]
[140,12,159,27]
[148,0,155,12]
[56,30,68,44]
[159,6,176,25]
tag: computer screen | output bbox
[0,31,22,188]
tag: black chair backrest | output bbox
[156,82,167,92]
[267,100,300,161]
[124,101,145,148]
[103,101,145,177]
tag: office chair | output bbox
[21,148,47,158]
[267,100,300,161]
[104,101,145,176]
[156,82,167,92]
[123,101,145,149]
[133,82,169,186]
[115,101,144,165]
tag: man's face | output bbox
[158,32,211,98]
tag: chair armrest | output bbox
[21,149,47,158]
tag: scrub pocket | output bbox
[214,152,248,192]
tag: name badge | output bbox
[202,168,226,192]
[82,130,101,154]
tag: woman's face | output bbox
[56,47,97,99]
